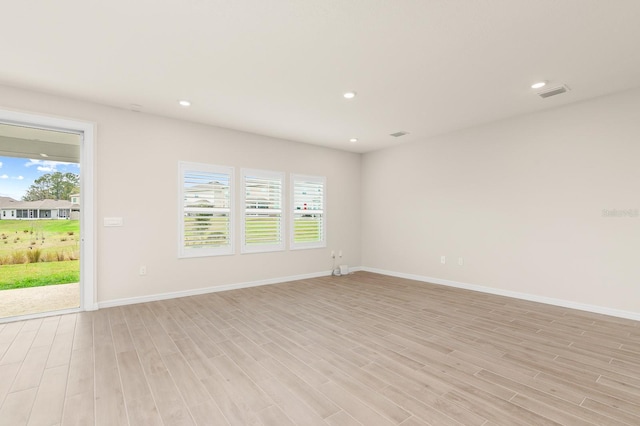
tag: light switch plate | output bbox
[104,217,123,227]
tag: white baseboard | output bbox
[85,303,99,311]
[97,270,333,309]
[361,267,640,322]
[96,266,640,322]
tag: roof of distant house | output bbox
[0,199,74,210]
[0,196,18,208]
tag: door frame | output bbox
[0,107,97,317]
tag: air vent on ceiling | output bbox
[538,84,570,99]
[390,131,409,137]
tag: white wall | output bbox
[362,88,640,316]
[0,85,361,304]
[4,83,639,318]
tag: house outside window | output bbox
[179,162,234,258]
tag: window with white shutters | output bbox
[241,169,284,253]
[291,174,325,250]
[179,162,234,257]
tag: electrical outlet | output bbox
[458,257,464,266]
[440,256,446,264]
[139,265,147,276]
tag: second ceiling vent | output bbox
[538,84,571,99]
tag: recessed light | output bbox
[349,138,358,143]
[531,81,547,89]
[343,92,357,99]
[39,153,48,158]
[178,100,191,107]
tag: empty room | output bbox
[1,1,639,425]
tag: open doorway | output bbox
[0,111,95,322]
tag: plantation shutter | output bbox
[291,174,326,249]
[179,162,234,257]
[241,169,284,253]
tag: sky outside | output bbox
[0,156,80,200]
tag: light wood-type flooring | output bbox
[1,271,639,425]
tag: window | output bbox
[291,174,326,249]
[241,169,284,253]
[179,162,234,257]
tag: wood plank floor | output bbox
[1,271,639,425]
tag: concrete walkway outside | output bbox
[0,283,79,319]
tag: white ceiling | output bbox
[2,1,640,153]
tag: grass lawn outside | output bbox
[293,217,322,243]
[0,260,80,290]
[182,215,322,248]
[0,219,80,290]
[0,219,80,258]
[244,216,322,246]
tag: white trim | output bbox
[0,307,82,324]
[290,173,326,250]
[361,267,640,322]
[0,107,97,312]
[80,124,97,311]
[240,168,286,254]
[97,270,332,309]
[178,161,235,258]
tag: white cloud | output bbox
[25,159,73,173]
[0,174,8,179]
[0,161,3,168]
[12,176,24,180]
